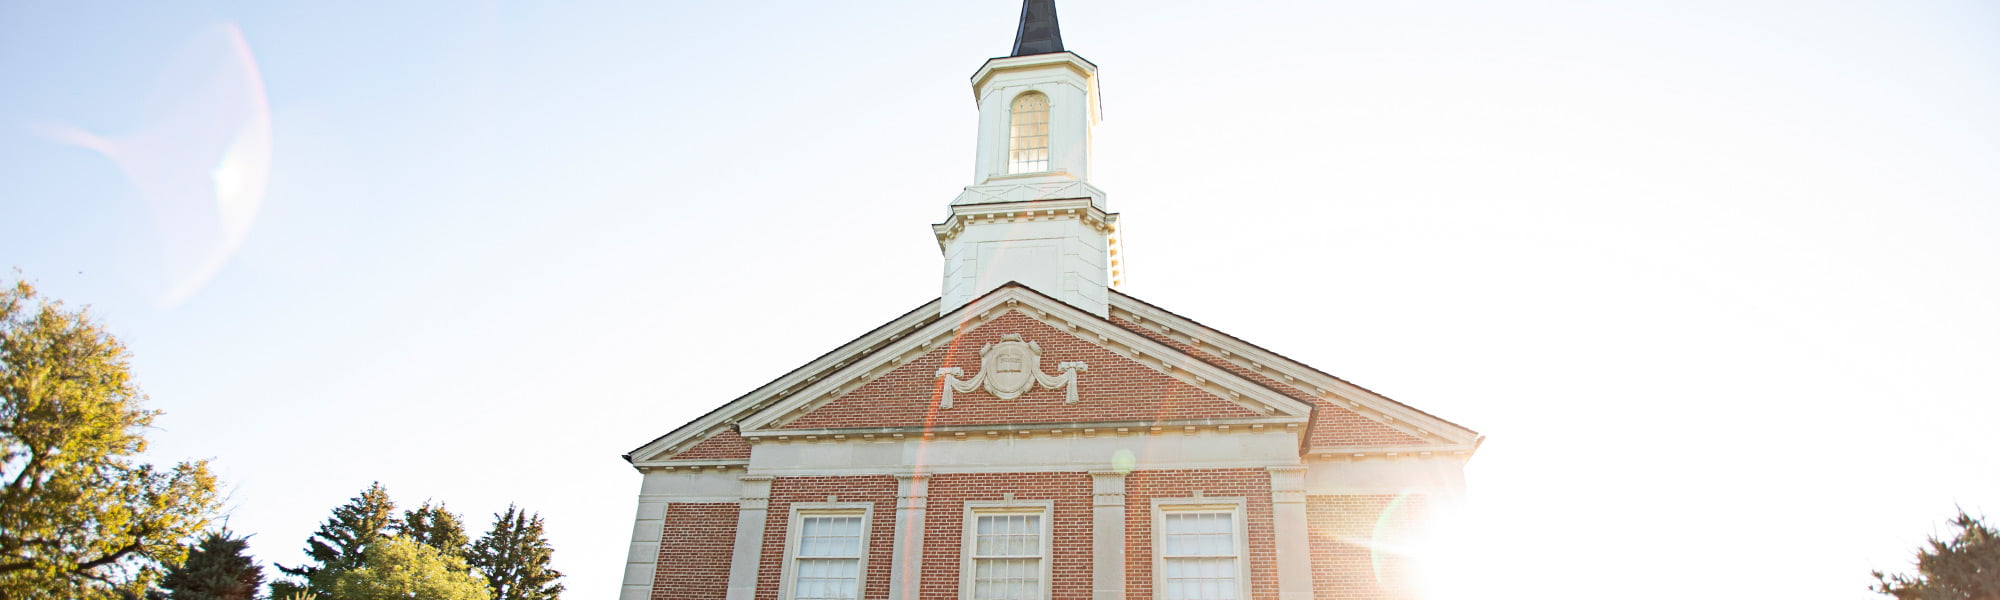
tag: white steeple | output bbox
[935,0,1120,317]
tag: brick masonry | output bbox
[1306,494,1427,600]
[665,427,753,460]
[1124,469,1279,600]
[758,475,901,600]
[651,502,739,600]
[783,310,1261,430]
[1109,315,1429,448]
[919,472,1095,600]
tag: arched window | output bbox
[1008,92,1050,174]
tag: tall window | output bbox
[1157,508,1243,600]
[1008,92,1050,174]
[962,504,1051,600]
[788,511,867,600]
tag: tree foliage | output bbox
[399,501,469,560]
[0,280,221,597]
[157,531,263,600]
[1874,510,2000,600]
[468,505,563,600]
[320,536,489,600]
[278,482,399,588]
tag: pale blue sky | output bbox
[3,1,1998,598]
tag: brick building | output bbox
[619,2,1481,599]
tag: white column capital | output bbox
[1268,466,1307,505]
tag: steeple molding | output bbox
[950,179,1106,209]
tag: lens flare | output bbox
[37,22,271,306]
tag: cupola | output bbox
[936,0,1121,317]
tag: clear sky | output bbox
[3,1,1997,598]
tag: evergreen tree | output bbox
[1874,509,2000,600]
[0,280,222,596]
[468,505,564,600]
[276,483,400,588]
[158,531,263,600]
[398,501,470,560]
[320,536,488,600]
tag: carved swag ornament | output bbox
[935,334,1087,409]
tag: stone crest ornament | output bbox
[934,334,1087,408]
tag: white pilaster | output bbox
[619,494,670,600]
[1268,466,1314,600]
[1091,470,1128,600]
[888,473,931,600]
[726,476,775,600]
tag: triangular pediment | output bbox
[655,427,750,462]
[1105,291,1482,453]
[627,285,1480,466]
[758,309,1269,431]
[735,286,1313,434]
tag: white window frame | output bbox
[959,499,1055,600]
[1151,497,1251,600]
[1007,91,1052,174]
[778,502,875,600]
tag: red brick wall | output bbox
[757,475,900,600]
[1306,494,1427,600]
[652,502,739,600]
[1124,469,1278,600]
[666,428,752,460]
[919,472,1094,600]
[1110,316,1428,448]
[783,311,1261,430]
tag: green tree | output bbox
[276,482,399,592]
[320,536,489,600]
[157,531,263,600]
[468,505,563,600]
[0,280,222,597]
[1874,509,2000,600]
[399,501,469,560]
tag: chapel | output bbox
[619,2,1481,599]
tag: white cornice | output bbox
[1106,294,1484,449]
[742,416,1308,442]
[932,197,1116,248]
[630,460,750,471]
[735,287,1316,433]
[971,52,1097,97]
[625,300,944,464]
[1301,444,1481,462]
[969,52,1102,127]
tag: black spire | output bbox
[1011,0,1065,56]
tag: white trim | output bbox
[1007,91,1052,175]
[1108,294,1481,446]
[889,474,930,600]
[1090,472,1128,600]
[778,502,876,600]
[620,498,671,600]
[736,289,1315,433]
[743,416,1308,441]
[626,300,943,463]
[1150,497,1251,600]
[958,500,1055,600]
[726,476,775,600]
[742,430,1307,477]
